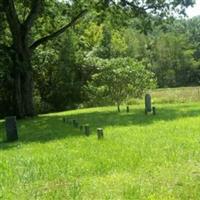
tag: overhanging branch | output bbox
[3,0,21,44]
[23,0,42,33]
[30,9,87,50]
[3,0,20,29]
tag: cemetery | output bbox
[1,90,200,199]
[1,0,200,199]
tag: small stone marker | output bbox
[152,107,156,115]
[126,106,130,113]
[4,116,18,142]
[145,94,152,114]
[97,128,104,140]
[84,124,90,136]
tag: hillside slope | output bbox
[1,103,200,199]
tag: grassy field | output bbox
[127,86,200,105]
[151,86,200,104]
[1,101,200,199]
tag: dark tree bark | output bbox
[2,0,36,118]
[10,45,34,118]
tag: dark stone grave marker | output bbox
[5,116,18,142]
[84,124,90,136]
[145,94,152,114]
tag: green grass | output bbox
[127,86,200,105]
[1,103,200,199]
[151,86,200,104]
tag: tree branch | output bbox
[2,0,21,45]
[23,0,42,33]
[121,0,147,15]
[30,9,87,50]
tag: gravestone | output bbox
[97,128,104,140]
[145,94,152,114]
[5,116,18,142]
[84,124,90,136]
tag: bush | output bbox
[84,57,156,111]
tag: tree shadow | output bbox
[0,103,200,150]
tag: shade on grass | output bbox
[0,103,200,199]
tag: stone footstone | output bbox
[97,128,104,140]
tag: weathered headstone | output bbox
[97,128,104,140]
[145,94,152,114]
[5,116,18,142]
[84,124,90,136]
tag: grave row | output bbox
[2,94,156,142]
[62,117,104,140]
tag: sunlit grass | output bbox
[151,86,200,104]
[1,103,200,199]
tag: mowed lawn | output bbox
[1,103,200,199]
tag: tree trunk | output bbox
[11,49,35,118]
[117,103,120,112]
[13,70,24,118]
[21,70,35,116]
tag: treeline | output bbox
[32,16,200,113]
[0,0,199,116]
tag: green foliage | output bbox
[111,30,127,57]
[85,57,156,110]
[81,22,103,50]
[95,25,112,59]
[33,30,85,112]
[150,32,200,87]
